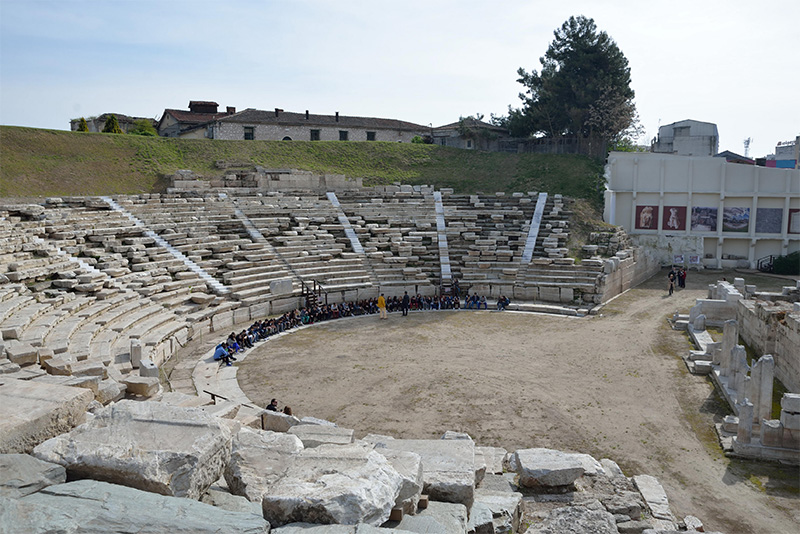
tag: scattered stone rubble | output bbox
[1,398,723,533]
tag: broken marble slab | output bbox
[225,426,304,502]
[32,400,232,499]
[5,479,269,533]
[288,424,355,448]
[370,438,476,508]
[0,377,93,454]
[0,453,66,498]
[261,442,405,527]
[512,448,585,488]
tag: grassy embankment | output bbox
[0,126,605,208]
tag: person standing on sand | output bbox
[668,271,675,296]
[401,291,410,316]
[377,293,387,320]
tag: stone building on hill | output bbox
[153,101,428,142]
[157,101,237,138]
[432,118,509,151]
[206,108,429,143]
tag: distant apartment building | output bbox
[764,136,799,169]
[651,119,719,156]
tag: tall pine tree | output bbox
[509,16,637,148]
[77,117,89,132]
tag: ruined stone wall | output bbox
[170,169,362,193]
[738,299,800,392]
[597,247,660,302]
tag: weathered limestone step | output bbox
[101,197,229,295]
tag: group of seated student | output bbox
[385,294,462,311]
[462,293,489,310]
[213,287,506,365]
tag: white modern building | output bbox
[651,119,719,156]
[604,152,800,269]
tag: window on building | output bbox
[310,129,320,141]
[466,139,473,149]
[244,126,255,140]
[282,136,292,141]
[339,130,349,141]
[440,138,446,146]
[366,131,376,141]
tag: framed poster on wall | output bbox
[691,207,717,231]
[662,206,686,231]
[789,209,800,234]
[635,205,658,229]
[755,208,783,234]
[689,255,701,264]
[722,207,750,232]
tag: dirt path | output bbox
[237,269,799,533]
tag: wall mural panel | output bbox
[691,207,718,231]
[722,207,750,232]
[662,206,686,231]
[635,205,658,230]
[755,208,783,234]
[789,209,800,234]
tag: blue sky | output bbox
[1,0,797,158]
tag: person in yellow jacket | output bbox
[377,293,387,319]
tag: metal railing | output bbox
[756,255,774,273]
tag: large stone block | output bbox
[375,448,424,515]
[6,479,269,533]
[512,448,585,488]
[0,377,93,454]
[372,438,475,508]
[0,453,66,498]
[271,278,294,296]
[289,425,355,448]
[225,426,304,502]
[475,446,507,476]
[261,442,405,527]
[121,375,160,397]
[396,501,468,534]
[263,409,303,432]
[525,505,617,534]
[472,487,522,534]
[32,400,233,499]
[6,343,38,366]
[782,393,800,413]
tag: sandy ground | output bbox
[237,269,800,534]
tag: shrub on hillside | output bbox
[102,115,123,134]
[773,251,800,275]
[129,119,158,136]
[77,117,89,132]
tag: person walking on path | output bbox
[668,271,676,296]
[377,293,387,319]
[401,291,410,316]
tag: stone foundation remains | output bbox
[675,277,800,464]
